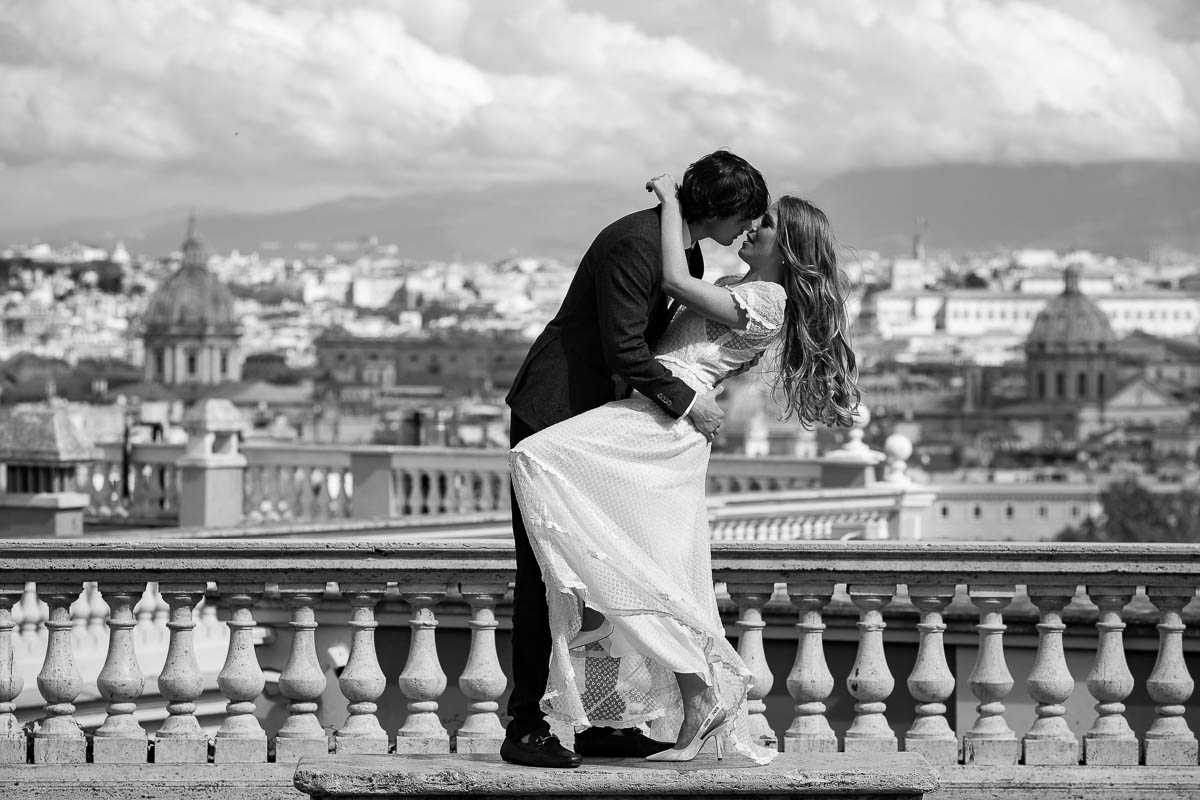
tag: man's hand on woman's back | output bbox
[686,388,725,442]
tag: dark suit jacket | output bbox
[506,206,703,433]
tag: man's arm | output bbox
[594,235,696,419]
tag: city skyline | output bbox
[2,0,1199,239]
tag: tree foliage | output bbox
[1057,478,1200,543]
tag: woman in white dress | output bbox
[509,174,860,764]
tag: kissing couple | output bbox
[502,150,860,768]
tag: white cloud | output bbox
[0,0,1197,228]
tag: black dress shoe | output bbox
[573,726,673,758]
[500,732,583,768]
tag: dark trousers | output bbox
[505,412,553,741]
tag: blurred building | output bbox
[141,219,243,387]
[864,282,1200,342]
[314,327,530,410]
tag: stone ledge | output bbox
[293,752,938,799]
[0,763,303,800]
[931,764,1200,800]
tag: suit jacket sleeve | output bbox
[594,235,697,419]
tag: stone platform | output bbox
[293,752,939,799]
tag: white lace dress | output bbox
[510,276,785,765]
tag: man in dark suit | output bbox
[501,150,769,768]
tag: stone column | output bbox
[784,583,836,753]
[214,588,267,763]
[155,586,209,764]
[1023,586,1078,765]
[843,584,897,753]
[455,583,508,754]
[729,584,777,747]
[1083,586,1138,766]
[33,586,85,763]
[275,587,330,761]
[0,585,24,763]
[904,585,958,763]
[334,586,389,754]
[1144,587,1198,765]
[177,398,247,528]
[395,585,449,753]
[92,587,148,763]
[962,585,1019,765]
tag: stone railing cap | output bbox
[293,752,938,797]
[0,405,99,464]
[182,397,245,434]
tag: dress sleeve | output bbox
[726,280,787,346]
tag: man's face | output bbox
[706,214,758,247]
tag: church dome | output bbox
[1026,265,1114,353]
[143,220,238,336]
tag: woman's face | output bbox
[738,202,780,268]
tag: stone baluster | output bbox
[443,470,462,513]
[92,586,148,763]
[783,583,836,753]
[135,582,158,638]
[1083,586,1138,765]
[1023,586,1079,765]
[33,586,85,763]
[1144,587,1197,765]
[395,585,450,753]
[19,582,44,647]
[904,585,958,764]
[275,587,330,761]
[0,586,24,763]
[69,585,90,642]
[455,583,509,753]
[843,584,897,753]
[497,473,511,511]
[155,586,209,763]
[426,471,444,515]
[86,581,110,645]
[335,586,389,754]
[152,583,170,628]
[214,588,267,763]
[963,585,1018,765]
[469,471,487,512]
[728,584,777,746]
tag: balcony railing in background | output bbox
[3,539,1199,777]
[76,442,834,528]
[79,443,184,526]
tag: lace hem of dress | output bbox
[514,444,778,766]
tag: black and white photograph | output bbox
[2,2,1200,798]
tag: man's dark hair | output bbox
[678,149,769,223]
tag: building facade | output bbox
[141,220,242,386]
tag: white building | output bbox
[868,287,1200,341]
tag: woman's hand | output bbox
[645,173,678,205]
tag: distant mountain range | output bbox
[5,161,1200,261]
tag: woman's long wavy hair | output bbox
[770,195,861,428]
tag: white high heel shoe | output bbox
[567,618,613,650]
[644,704,728,762]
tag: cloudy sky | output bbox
[2,0,1198,230]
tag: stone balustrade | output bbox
[2,538,1200,796]
[78,442,849,526]
[709,485,936,541]
[72,442,901,540]
[79,442,184,525]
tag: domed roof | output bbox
[1026,265,1115,353]
[143,219,239,336]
